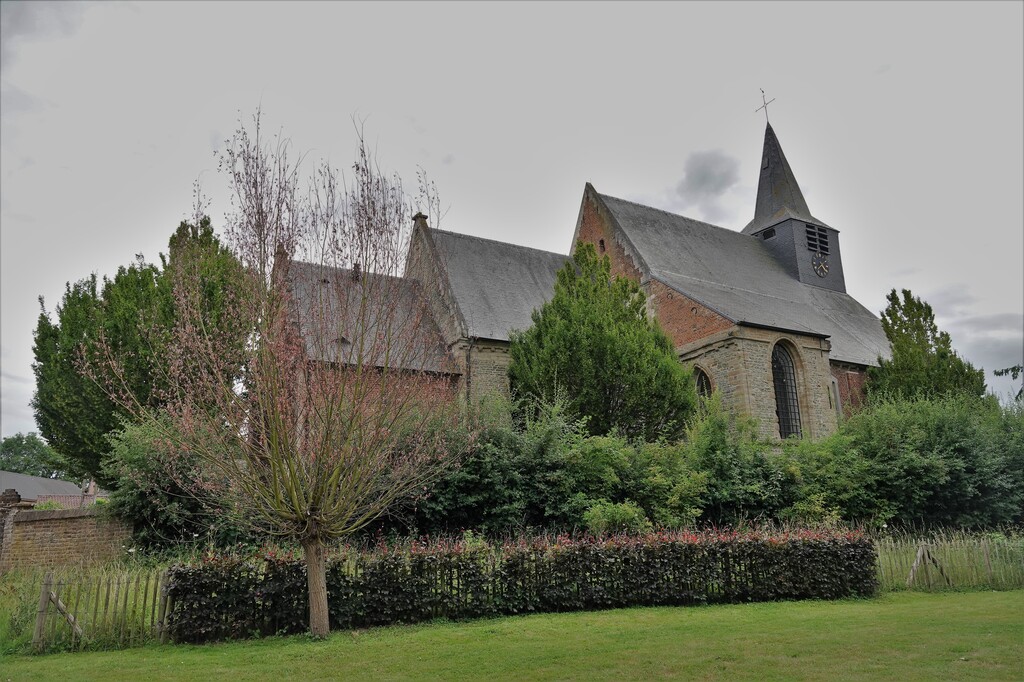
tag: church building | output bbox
[399,123,888,440]
[401,122,890,440]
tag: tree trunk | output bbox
[301,537,330,638]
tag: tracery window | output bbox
[771,344,802,438]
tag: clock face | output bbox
[812,252,829,277]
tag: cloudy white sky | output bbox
[2,1,1022,438]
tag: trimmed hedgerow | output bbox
[164,529,876,643]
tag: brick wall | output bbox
[831,362,869,414]
[647,280,734,348]
[573,188,646,283]
[0,508,130,573]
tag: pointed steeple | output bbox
[743,123,828,234]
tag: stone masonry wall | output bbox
[681,327,838,440]
[460,339,512,405]
[0,508,130,573]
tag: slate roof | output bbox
[597,193,890,366]
[0,470,83,502]
[285,260,453,374]
[430,229,570,342]
[743,123,831,234]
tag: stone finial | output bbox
[412,212,429,230]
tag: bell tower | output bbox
[743,122,847,294]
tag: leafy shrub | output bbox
[679,394,797,524]
[164,529,877,643]
[583,500,653,535]
[103,417,252,549]
[789,395,1024,527]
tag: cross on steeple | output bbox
[755,88,775,123]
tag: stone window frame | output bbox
[693,365,713,399]
[770,339,804,439]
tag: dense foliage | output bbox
[868,288,986,400]
[31,218,242,484]
[508,243,697,441]
[164,529,877,642]
[0,432,68,479]
[102,417,252,550]
[391,392,1023,536]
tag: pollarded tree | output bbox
[508,242,697,442]
[867,288,986,400]
[94,112,461,638]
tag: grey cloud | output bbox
[667,150,741,225]
[1,369,32,386]
[924,285,979,317]
[0,82,45,116]
[944,312,1024,336]
[676,150,741,204]
[441,153,455,166]
[0,1,85,72]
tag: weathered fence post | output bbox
[32,572,53,652]
[157,570,172,644]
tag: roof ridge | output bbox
[597,192,751,238]
[432,228,568,258]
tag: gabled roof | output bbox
[430,229,570,342]
[597,192,889,366]
[285,260,453,374]
[0,470,83,501]
[743,123,831,234]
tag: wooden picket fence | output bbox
[31,568,173,653]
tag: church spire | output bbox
[743,122,828,234]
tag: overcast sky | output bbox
[2,1,1022,438]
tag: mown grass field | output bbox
[3,590,1021,681]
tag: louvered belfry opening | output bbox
[771,344,802,438]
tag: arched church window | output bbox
[771,344,802,438]
[694,367,712,399]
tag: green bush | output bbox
[103,417,252,549]
[164,529,877,643]
[787,395,1024,527]
[583,500,653,535]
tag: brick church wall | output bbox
[573,191,734,349]
[831,362,869,414]
[0,508,130,573]
[647,280,734,348]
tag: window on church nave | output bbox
[771,344,802,439]
[694,367,712,399]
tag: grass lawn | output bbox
[2,591,1021,681]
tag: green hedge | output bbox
[164,530,876,643]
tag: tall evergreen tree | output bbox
[867,288,986,400]
[31,218,242,483]
[508,242,697,441]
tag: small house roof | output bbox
[0,471,83,502]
